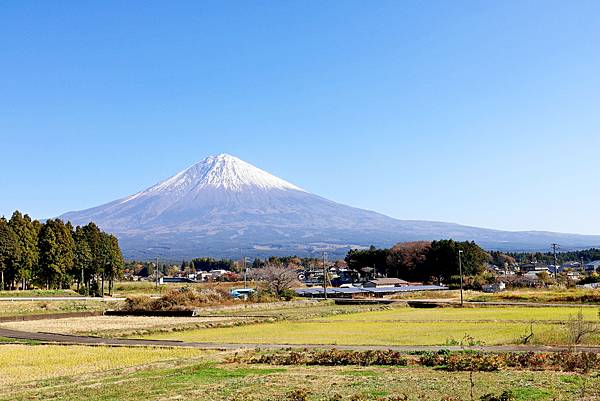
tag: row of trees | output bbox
[507,248,600,265]
[345,240,492,285]
[0,211,124,295]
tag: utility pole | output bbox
[243,257,248,289]
[80,266,84,295]
[322,251,327,300]
[458,250,464,307]
[551,243,559,278]
[155,257,159,288]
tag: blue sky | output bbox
[1,1,599,234]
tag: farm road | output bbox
[1,326,600,353]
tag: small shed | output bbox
[363,278,409,288]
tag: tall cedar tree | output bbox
[8,211,39,289]
[0,218,21,289]
[37,224,60,289]
[73,226,93,293]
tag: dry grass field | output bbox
[0,315,255,337]
[1,300,600,400]
[0,344,598,401]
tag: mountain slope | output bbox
[59,154,600,259]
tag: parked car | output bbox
[230,288,256,299]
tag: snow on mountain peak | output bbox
[188,153,305,192]
[122,154,304,204]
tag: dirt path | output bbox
[2,326,600,353]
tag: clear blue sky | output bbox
[1,1,599,234]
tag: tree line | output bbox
[345,240,492,285]
[506,248,600,265]
[0,210,124,295]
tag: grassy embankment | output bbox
[0,344,598,401]
[0,300,109,317]
[390,288,600,304]
[111,280,258,297]
[469,288,600,304]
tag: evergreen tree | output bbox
[81,222,103,292]
[8,211,39,289]
[73,226,93,294]
[425,239,489,284]
[37,224,61,289]
[102,233,124,296]
[37,219,75,289]
[0,218,21,290]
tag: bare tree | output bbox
[567,309,600,345]
[254,264,299,296]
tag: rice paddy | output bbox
[0,346,597,401]
[140,305,600,346]
[0,344,210,387]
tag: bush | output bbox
[286,388,310,401]
[480,391,515,401]
[120,287,230,311]
[251,349,408,367]
[444,353,504,372]
[279,288,297,301]
[249,289,279,303]
[240,349,600,373]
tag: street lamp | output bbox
[458,250,464,307]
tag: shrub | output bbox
[551,351,599,373]
[279,288,297,301]
[444,353,504,372]
[243,349,600,373]
[120,287,230,311]
[249,289,279,303]
[480,391,515,401]
[566,309,600,345]
[252,349,408,367]
[286,388,310,401]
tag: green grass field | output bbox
[0,344,597,401]
[142,305,600,346]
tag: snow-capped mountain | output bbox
[59,154,600,259]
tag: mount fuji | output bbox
[59,154,600,259]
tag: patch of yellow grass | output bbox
[0,344,209,387]
[0,300,108,317]
[1,315,243,336]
